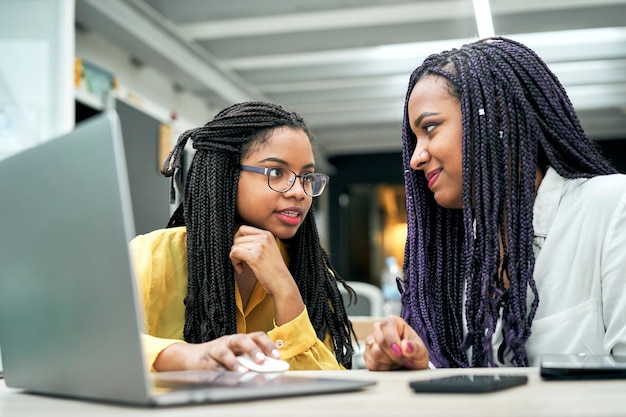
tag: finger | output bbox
[378,316,403,345]
[190,344,239,372]
[234,224,258,236]
[249,331,282,358]
[210,335,249,372]
[375,317,417,368]
[229,244,252,274]
[374,319,401,357]
[363,337,399,371]
[399,336,429,369]
[232,234,258,246]
[233,224,266,240]
[233,228,276,250]
[226,332,280,363]
[193,336,237,371]
[230,242,261,268]
[374,317,428,370]
[229,253,244,274]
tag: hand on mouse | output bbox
[236,355,290,373]
[152,331,282,372]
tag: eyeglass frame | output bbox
[239,165,329,197]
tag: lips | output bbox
[425,169,442,190]
[276,207,303,226]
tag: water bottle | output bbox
[381,256,402,316]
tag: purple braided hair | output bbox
[400,37,617,367]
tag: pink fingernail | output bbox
[406,342,414,353]
[404,361,413,368]
[391,343,402,357]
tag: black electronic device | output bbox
[409,374,528,393]
[540,353,626,380]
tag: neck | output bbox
[535,166,545,193]
[235,263,257,310]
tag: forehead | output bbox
[243,126,314,162]
[408,75,456,107]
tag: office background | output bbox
[3,0,626,288]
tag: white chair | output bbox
[339,281,384,318]
[339,281,385,369]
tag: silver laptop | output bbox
[0,111,374,406]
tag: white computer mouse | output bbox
[236,355,290,373]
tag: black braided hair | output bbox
[161,101,356,368]
[400,37,617,368]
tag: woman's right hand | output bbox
[363,315,430,371]
[153,331,281,372]
[230,225,305,326]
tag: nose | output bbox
[410,147,430,171]
[283,176,307,199]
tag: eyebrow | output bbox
[413,112,440,127]
[259,157,315,170]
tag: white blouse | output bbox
[490,167,626,366]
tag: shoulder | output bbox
[564,173,626,206]
[554,173,626,233]
[537,170,626,233]
[130,226,187,251]
[577,172,626,190]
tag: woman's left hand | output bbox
[363,315,430,371]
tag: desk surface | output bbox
[1,368,625,416]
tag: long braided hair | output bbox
[161,101,356,368]
[401,37,617,368]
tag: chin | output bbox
[434,195,463,210]
[278,223,304,239]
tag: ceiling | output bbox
[75,0,626,158]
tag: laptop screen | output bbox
[0,112,153,404]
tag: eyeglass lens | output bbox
[267,167,327,196]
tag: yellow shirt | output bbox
[129,226,343,371]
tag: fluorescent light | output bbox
[473,0,495,38]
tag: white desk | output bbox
[2,368,625,416]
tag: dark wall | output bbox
[327,152,404,280]
[596,139,626,173]
[75,101,100,122]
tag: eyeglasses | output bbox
[239,165,329,197]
